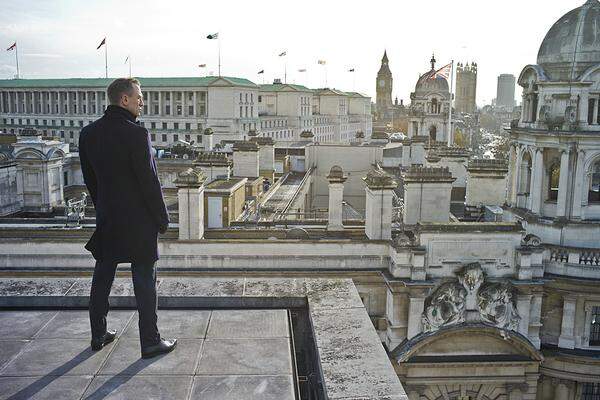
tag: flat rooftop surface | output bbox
[0,309,295,400]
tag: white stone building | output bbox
[0,77,372,149]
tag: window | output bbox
[589,98,596,125]
[589,161,600,203]
[79,120,83,127]
[162,122,167,130]
[240,106,243,117]
[69,132,74,139]
[63,171,69,186]
[166,105,170,115]
[185,123,191,130]
[174,123,179,130]
[154,105,159,114]
[162,134,167,142]
[258,95,262,103]
[151,133,156,141]
[548,163,560,201]
[197,135,202,143]
[582,383,600,400]
[189,106,194,115]
[591,306,600,346]
[165,92,170,101]
[173,134,178,142]
[151,122,156,129]
[177,105,182,115]
[245,93,248,103]
[185,134,190,141]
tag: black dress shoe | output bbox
[141,338,177,359]
[91,329,117,351]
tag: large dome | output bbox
[537,0,600,80]
[415,71,449,94]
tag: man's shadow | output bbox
[6,346,162,400]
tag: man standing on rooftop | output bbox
[78,78,176,359]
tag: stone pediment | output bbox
[422,262,521,333]
[392,324,542,363]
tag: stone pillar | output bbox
[558,295,577,349]
[530,148,544,214]
[466,159,509,207]
[407,295,425,339]
[193,91,197,116]
[572,150,586,219]
[175,168,207,240]
[169,91,174,116]
[363,168,397,240]
[529,294,542,349]
[95,91,100,115]
[553,379,572,400]
[556,148,571,218]
[402,166,455,224]
[516,294,532,338]
[251,136,275,180]
[232,140,260,178]
[203,128,214,151]
[326,166,347,231]
[158,91,163,116]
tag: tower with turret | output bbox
[455,62,478,114]
[376,50,393,118]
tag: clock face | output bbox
[379,79,386,87]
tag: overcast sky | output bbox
[0,0,584,107]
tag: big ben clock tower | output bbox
[376,50,393,118]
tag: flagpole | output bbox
[15,43,20,79]
[447,59,454,147]
[104,39,108,78]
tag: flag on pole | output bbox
[348,68,355,72]
[278,51,286,57]
[206,33,219,39]
[198,64,206,68]
[430,63,452,80]
[257,70,264,74]
[96,37,106,50]
[298,69,306,72]
[6,42,16,51]
[124,56,129,64]
[317,60,326,65]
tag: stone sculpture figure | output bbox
[422,281,467,332]
[477,282,521,331]
[421,262,521,333]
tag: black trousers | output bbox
[89,259,160,348]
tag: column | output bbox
[181,91,186,117]
[0,91,4,113]
[175,168,207,240]
[170,91,174,116]
[572,150,586,219]
[193,91,197,116]
[529,294,542,349]
[556,148,571,218]
[326,166,347,231]
[145,91,152,116]
[95,91,101,115]
[529,148,543,213]
[75,91,79,115]
[158,91,163,116]
[407,296,425,339]
[507,143,516,205]
[553,379,572,400]
[58,91,63,115]
[558,295,577,349]
[516,294,532,338]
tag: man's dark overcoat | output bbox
[79,105,169,264]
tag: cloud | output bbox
[22,53,63,58]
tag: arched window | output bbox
[431,98,438,114]
[590,160,600,203]
[548,163,560,201]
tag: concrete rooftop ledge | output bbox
[0,277,407,400]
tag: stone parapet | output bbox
[363,168,397,189]
[402,166,455,183]
[232,140,259,152]
[194,152,231,167]
[249,136,275,146]
[467,158,509,173]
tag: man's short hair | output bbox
[107,78,140,105]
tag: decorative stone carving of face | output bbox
[458,263,484,293]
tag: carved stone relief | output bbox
[422,262,521,333]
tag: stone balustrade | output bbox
[544,244,600,279]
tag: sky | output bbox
[0,0,585,107]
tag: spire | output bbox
[382,50,389,64]
[430,53,436,70]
